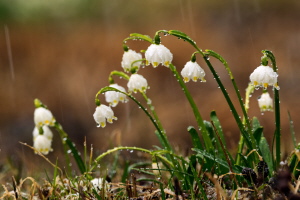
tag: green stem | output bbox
[262,50,281,168]
[108,70,130,84]
[202,56,255,150]
[54,122,86,174]
[205,50,252,131]
[95,87,171,151]
[141,92,166,137]
[166,30,255,150]
[169,63,212,151]
[90,146,173,171]
[236,83,255,165]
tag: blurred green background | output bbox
[1,0,300,177]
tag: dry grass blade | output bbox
[205,172,228,200]
[230,188,254,200]
[19,142,63,175]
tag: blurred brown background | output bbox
[1,0,300,177]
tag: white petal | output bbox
[127,74,148,93]
[33,125,53,141]
[93,105,117,128]
[121,50,142,72]
[34,135,52,155]
[145,44,173,67]
[34,107,55,127]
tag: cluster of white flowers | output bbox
[33,107,55,155]
[96,37,281,128]
[249,64,279,112]
[94,41,208,128]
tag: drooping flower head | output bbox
[33,125,53,141]
[250,65,279,90]
[91,178,109,196]
[145,44,173,67]
[105,84,128,107]
[258,92,273,112]
[181,61,206,83]
[34,107,55,127]
[121,49,143,73]
[127,74,148,93]
[91,178,109,190]
[93,104,117,128]
[33,134,53,155]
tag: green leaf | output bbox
[210,111,226,147]
[252,117,261,131]
[238,153,250,168]
[187,126,203,150]
[193,148,240,174]
[129,33,153,43]
[259,137,273,175]
[289,146,300,179]
[121,161,130,183]
[253,126,264,145]
[203,121,216,154]
[52,159,59,187]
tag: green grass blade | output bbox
[193,148,240,174]
[187,126,203,150]
[210,111,226,147]
[55,122,86,174]
[253,127,264,145]
[52,159,59,187]
[288,111,297,148]
[65,137,86,174]
[121,161,130,183]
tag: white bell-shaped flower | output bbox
[127,74,148,93]
[105,84,128,107]
[250,65,279,90]
[181,61,206,83]
[34,107,55,127]
[258,92,273,112]
[33,134,53,155]
[91,178,108,190]
[93,105,117,128]
[121,49,143,72]
[145,44,173,67]
[33,125,53,141]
